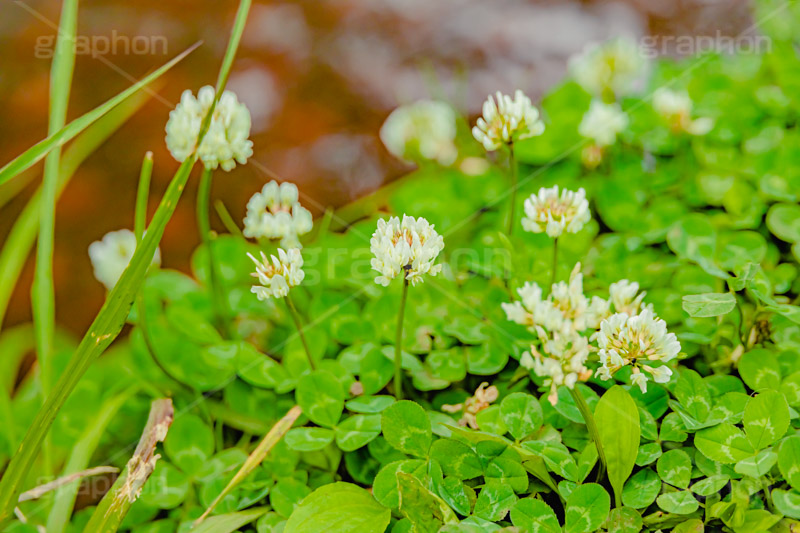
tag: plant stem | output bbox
[394,274,410,400]
[551,238,559,287]
[569,386,607,481]
[285,294,315,371]
[197,168,230,334]
[507,143,518,236]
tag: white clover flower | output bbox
[472,90,545,151]
[595,309,679,391]
[521,329,592,405]
[380,100,458,165]
[243,181,313,248]
[248,248,304,300]
[652,88,713,136]
[370,215,444,287]
[569,37,646,98]
[502,282,562,331]
[521,186,591,238]
[165,85,253,171]
[89,229,161,291]
[578,100,629,148]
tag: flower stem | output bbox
[569,386,607,481]
[285,294,315,371]
[197,168,231,334]
[551,237,559,287]
[507,144,518,236]
[394,274,410,400]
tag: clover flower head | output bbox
[165,85,253,171]
[243,180,313,248]
[569,37,646,98]
[89,229,161,290]
[652,88,713,136]
[472,90,545,151]
[380,100,458,165]
[441,382,499,429]
[608,279,651,316]
[370,215,444,287]
[248,248,304,300]
[521,186,591,238]
[521,329,592,405]
[595,309,679,392]
[579,100,629,148]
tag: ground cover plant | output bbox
[2,0,800,532]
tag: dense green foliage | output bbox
[3,2,800,532]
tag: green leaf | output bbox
[164,414,214,475]
[345,395,395,414]
[657,449,693,489]
[335,414,382,452]
[500,392,543,441]
[779,435,800,490]
[429,438,483,479]
[656,491,699,515]
[510,498,561,533]
[595,385,640,506]
[295,370,345,428]
[436,477,473,516]
[472,481,517,522]
[690,475,729,496]
[381,400,432,458]
[635,442,662,466]
[681,293,736,317]
[192,508,268,533]
[565,483,610,533]
[284,482,390,533]
[767,203,800,243]
[773,489,800,519]
[397,472,458,532]
[734,448,778,478]
[605,506,643,533]
[694,423,755,464]
[738,349,781,391]
[743,390,790,449]
[672,369,712,422]
[372,459,426,509]
[622,468,660,509]
[284,428,335,452]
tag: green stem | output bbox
[507,144,518,236]
[214,199,243,237]
[394,274,410,400]
[134,152,153,241]
[569,386,607,482]
[197,168,230,333]
[551,238,559,287]
[285,294,315,371]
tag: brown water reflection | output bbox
[0,0,753,334]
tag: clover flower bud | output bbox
[472,90,545,151]
[248,248,304,300]
[88,229,161,291]
[243,181,313,248]
[380,100,458,165]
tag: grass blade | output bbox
[195,405,302,525]
[0,2,251,521]
[193,508,268,533]
[0,42,199,186]
[81,399,173,533]
[33,0,79,412]
[134,152,154,242]
[18,466,119,503]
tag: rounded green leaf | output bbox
[380,400,432,457]
[622,468,660,509]
[335,414,382,452]
[657,449,692,489]
[606,506,643,533]
[429,438,483,479]
[767,203,800,243]
[694,423,754,464]
[656,491,699,515]
[372,459,426,509]
[690,474,729,496]
[743,390,789,449]
[779,435,800,490]
[510,498,560,533]
[473,481,517,522]
[565,483,610,533]
[773,489,800,519]
[738,349,781,391]
[284,482,390,533]
[163,413,214,475]
[284,427,335,452]
[681,293,736,318]
[500,392,543,441]
[295,370,345,428]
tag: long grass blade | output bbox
[0,2,251,521]
[193,508,268,533]
[0,87,154,332]
[81,399,173,533]
[0,42,199,186]
[33,0,79,412]
[134,152,154,242]
[194,405,301,525]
